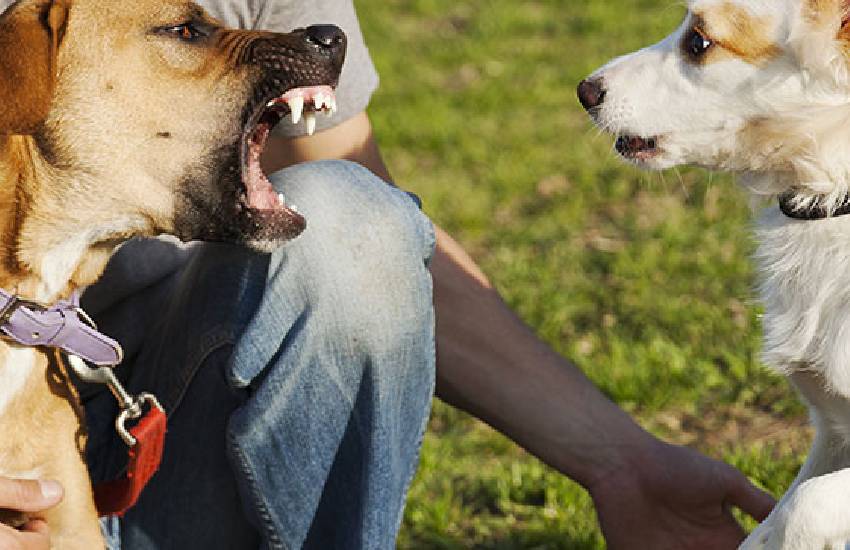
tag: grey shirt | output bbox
[0,0,379,136]
[197,0,378,135]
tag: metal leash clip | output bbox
[66,354,164,446]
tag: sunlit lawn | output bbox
[357,1,809,547]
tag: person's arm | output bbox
[262,113,775,548]
[262,112,391,183]
[430,227,774,549]
[0,478,63,550]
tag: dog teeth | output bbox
[314,93,326,110]
[277,193,285,206]
[323,96,336,117]
[290,204,300,213]
[305,112,317,136]
[288,95,304,124]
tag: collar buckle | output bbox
[0,296,41,326]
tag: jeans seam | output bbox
[161,329,235,413]
[392,391,435,537]
[392,328,436,538]
[165,328,288,549]
[227,430,288,550]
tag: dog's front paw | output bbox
[740,519,776,550]
[740,476,850,550]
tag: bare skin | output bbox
[265,112,777,548]
[5,112,775,548]
[0,478,62,550]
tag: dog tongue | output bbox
[245,123,281,210]
[243,86,340,211]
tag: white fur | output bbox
[585,0,850,548]
[35,217,145,303]
[36,232,92,302]
[0,347,38,418]
[745,469,850,549]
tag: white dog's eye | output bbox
[684,28,713,59]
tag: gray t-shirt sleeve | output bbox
[198,0,379,136]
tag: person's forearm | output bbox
[261,112,393,183]
[259,114,657,488]
[431,226,656,490]
[259,112,777,543]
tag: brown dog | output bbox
[0,0,345,546]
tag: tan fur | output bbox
[805,0,845,26]
[0,1,241,543]
[0,0,259,300]
[0,348,102,548]
[690,3,781,65]
[0,1,341,547]
[803,0,850,48]
[0,1,68,135]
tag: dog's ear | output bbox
[834,0,850,41]
[0,0,69,135]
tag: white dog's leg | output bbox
[741,370,850,550]
[741,467,850,549]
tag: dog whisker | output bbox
[673,167,689,199]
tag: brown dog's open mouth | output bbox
[238,85,338,240]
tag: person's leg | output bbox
[81,160,436,550]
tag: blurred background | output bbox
[357,0,809,547]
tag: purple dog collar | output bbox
[0,289,123,365]
[0,289,166,518]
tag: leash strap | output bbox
[93,404,167,517]
[0,288,167,518]
[64,355,168,518]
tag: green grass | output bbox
[356,0,810,546]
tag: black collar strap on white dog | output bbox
[779,192,850,220]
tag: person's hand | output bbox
[0,478,64,550]
[589,440,775,550]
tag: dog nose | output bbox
[577,78,606,111]
[305,25,346,50]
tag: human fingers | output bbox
[20,519,50,536]
[0,479,63,513]
[0,522,51,550]
[722,467,775,522]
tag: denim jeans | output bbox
[78,160,437,549]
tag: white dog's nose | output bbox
[577,78,606,111]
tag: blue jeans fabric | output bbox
[78,160,437,549]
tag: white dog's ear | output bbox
[789,0,850,85]
[839,0,850,36]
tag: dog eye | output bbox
[159,23,205,42]
[685,28,713,58]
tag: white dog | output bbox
[580,0,850,548]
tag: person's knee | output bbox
[267,160,435,354]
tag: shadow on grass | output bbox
[403,530,601,550]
